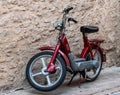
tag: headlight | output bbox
[53,21,63,30]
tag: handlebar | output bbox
[68,18,78,23]
[63,7,73,14]
[56,7,77,32]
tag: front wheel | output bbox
[85,48,103,82]
[26,51,66,91]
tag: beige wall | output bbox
[0,0,119,91]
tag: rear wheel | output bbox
[85,48,102,82]
[26,51,66,91]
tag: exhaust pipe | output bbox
[68,54,99,72]
[76,60,99,71]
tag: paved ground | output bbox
[1,66,120,95]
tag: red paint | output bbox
[89,38,106,62]
[39,46,70,66]
[99,47,106,62]
[39,32,106,73]
[80,35,106,61]
[61,34,71,55]
[27,7,107,91]
[46,42,60,73]
[80,47,89,58]
[39,46,54,50]
[89,39,104,43]
[39,33,72,73]
[80,36,95,59]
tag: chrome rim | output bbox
[29,55,63,88]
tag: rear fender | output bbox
[80,44,106,62]
[39,46,71,66]
[98,47,106,62]
[90,44,106,62]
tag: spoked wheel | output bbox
[85,48,102,82]
[26,51,66,91]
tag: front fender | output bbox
[39,46,70,66]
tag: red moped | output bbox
[26,7,106,91]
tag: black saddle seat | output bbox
[80,26,99,33]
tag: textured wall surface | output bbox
[0,0,119,91]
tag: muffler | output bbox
[73,59,99,71]
[68,54,99,72]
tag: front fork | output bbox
[47,42,61,73]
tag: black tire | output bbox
[26,51,66,91]
[85,47,103,82]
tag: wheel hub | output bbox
[42,67,49,75]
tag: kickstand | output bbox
[78,71,86,88]
[78,73,82,88]
[67,72,78,85]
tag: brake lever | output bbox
[68,18,78,24]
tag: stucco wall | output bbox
[0,0,119,91]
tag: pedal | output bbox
[84,69,91,81]
[86,77,91,81]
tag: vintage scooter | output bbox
[26,7,106,91]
